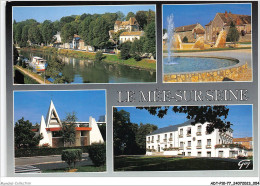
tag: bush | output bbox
[237,155,247,159]
[15,146,90,157]
[88,143,106,166]
[182,36,188,43]
[62,149,82,169]
[95,51,106,62]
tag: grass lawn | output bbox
[114,156,253,171]
[42,165,106,173]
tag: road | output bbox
[15,153,93,171]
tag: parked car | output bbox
[109,51,115,54]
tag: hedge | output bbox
[15,146,90,157]
[88,143,106,166]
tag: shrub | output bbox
[237,155,247,159]
[61,149,82,169]
[182,36,188,43]
[41,143,50,148]
[88,143,106,166]
[95,51,106,62]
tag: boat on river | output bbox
[29,57,47,72]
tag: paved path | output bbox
[15,153,93,171]
[15,165,41,173]
[15,66,51,84]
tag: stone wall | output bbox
[164,62,248,82]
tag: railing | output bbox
[206,145,211,149]
[186,133,191,137]
[196,132,202,136]
[179,135,183,138]
[163,139,167,142]
[186,146,191,149]
[157,140,160,142]
[151,140,154,143]
[169,138,173,141]
[196,146,202,149]
[179,147,184,150]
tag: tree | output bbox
[116,11,125,21]
[136,106,232,134]
[60,16,75,28]
[41,20,54,45]
[62,112,77,147]
[125,12,135,21]
[226,21,240,44]
[61,23,75,43]
[130,38,144,61]
[135,123,158,154]
[102,13,118,30]
[144,22,156,58]
[146,9,156,24]
[113,108,139,155]
[135,11,148,30]
[13,45,19,65]
[120,41,132,60]
[14,117,43,149]
[21,25,30,45]
[28,25,43,45]
[79,16,93,45]
[182,36,188,43]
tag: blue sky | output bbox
[163,4,251,29]
[14,90,106,124]
[13,5,155,23]
[116,105,252,138]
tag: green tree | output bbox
[62,112,77,147]
[102,13,118,30]
[13,45,19,65]
[137,106,232,133]
[45,56,66,84]
[125,12,135,21]
[79,16,93,45]
[60,16,75,28]
[14,117,43,149]
[135,11,148,30]
[135,123,158,154]
[182,36,188,43]
[144,22,156,58]
[130,38,145,61]
[41,20,54,45]
[28,25,43,45]
[116,11,125,21]
[61,23,75,43]
[113,108,139,155]
[21,25,30,44]
[120,41,132,60]
[146,9,156,24]
[226,21,240,44]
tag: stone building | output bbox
[119,31,144,44]
[205,11,251,42]
[233,137,253,149]
[175,23,205,43]
[146,119,248,158]
[34,100,104,147]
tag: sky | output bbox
[14,90,106,124]
[116,105,253,138]
[163,4,252,29]
[13,5,155,23]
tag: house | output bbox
[233,137,253,149]
[205,11,251,42]
[78,39,94,52]
[109,17,140,40]
[119,31,144,44]
[175,23,205,43]
[72,34,81,49]
[146,119,248,158]
[34,100,104,148]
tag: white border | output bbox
[162,3,253,83]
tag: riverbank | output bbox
[20,47,156,71]
[14,65,52,84]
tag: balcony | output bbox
[169,138,173,141]
[163,139,167,142]
[186,133,191,137]
[186,146,191,150]
[179,147,184,150]
[196,146,202,149]
[151,140,154,143]
[206,145,211,149]
[179,135,183,138]
[146,141,150,143]
[156,140,160,142]
[196,132,202,136]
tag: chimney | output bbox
[225,11,228,18]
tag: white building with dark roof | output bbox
[146,120,248,158]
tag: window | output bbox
[180,129,183,135]
[170,133,173,138]
[180,142,184,148]
[198,152,201,157]
[188,141,191,147]
[81,131,87,136]
[188,152,191,156]
[52,131,62,137]
[207,151,211,157]
[218,151,224,157]
[165,144,167,148]
[148,146,150,149]
[148,137,150,141]
[187,127,191,136]
[152,136,154,142]
[157,135,160,141]
[197,140,201,147]
[197,125,201,132]
[164,134,167,139]
[207,139,211,146]
[170,144,173,148]
[152,146,154,149]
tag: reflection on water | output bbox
[20,50,156,83]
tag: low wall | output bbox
[164,59,248,82]
[163,151,179,156]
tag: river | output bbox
[19,50,156,84]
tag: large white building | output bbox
[146,120,248,158]
[34,100,104,148]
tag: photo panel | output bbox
[162,4,252,83]
[12,5,156,84]
[13,90,106,173]
[113,105,253,171]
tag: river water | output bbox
[20,50,156,83]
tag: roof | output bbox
[233,137,252,142]
[129,17,138,26]
[194,28,205,34]
[148,119,195,136]
[115,20,122,25]
[120,31,144,36]
[115,17,138,26]
[217,12,251,26]
[175,23,201,32]
[205,21,212,26]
